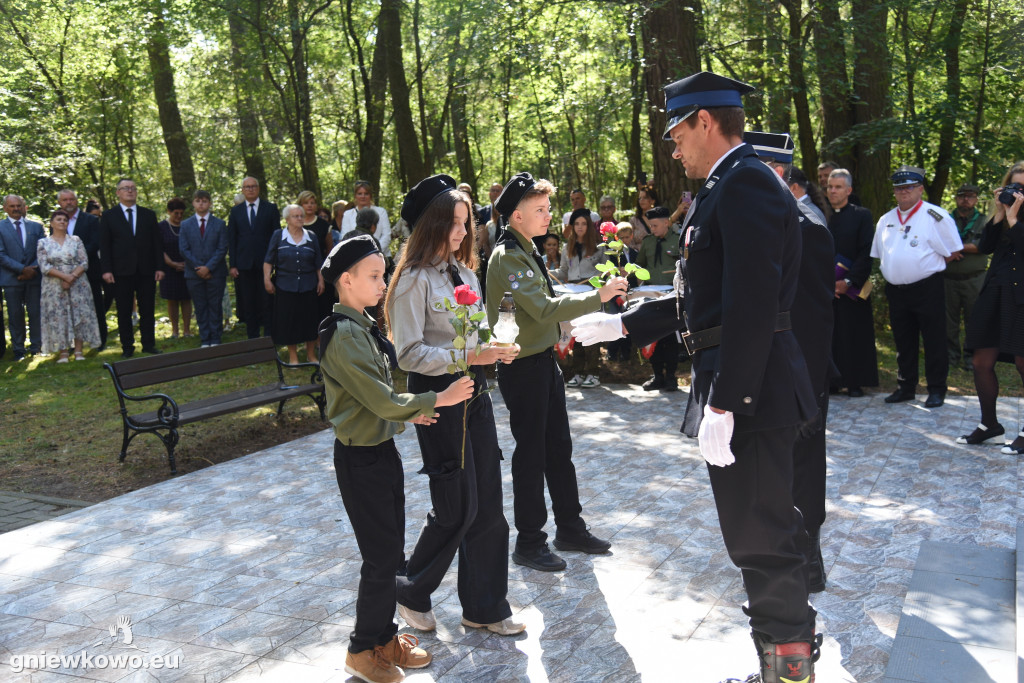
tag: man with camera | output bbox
[872,166,963,407]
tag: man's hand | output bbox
[154,271,165,282]
[834,279,849,298]
[570,312,624,345]
[410,413,439,426]
[103,272,115,284]
[697,405,735,467]
[20,266,37,279]
[196,266,210,279]
[597,276,628,303]
[229,267,239,279]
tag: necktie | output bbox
[531,250,556,297]
[654,237,664,265]
[126,208,134,235]
[248,203,256,226]
[13,220,22,245]
[447,264,464,288]
[200,217,206,238]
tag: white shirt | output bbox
[341,206,391,251]
[67,210,79,236]
[870,200,963,285]
[119,203,136,234]
[245,198,261,224]
[562,210,600,227]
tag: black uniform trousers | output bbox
[886,272,948,393]
[113,274,156,353]
[398,371,512,625]
[236,267,272,339]
[792,395,829,534]
[649,333,680,377]
[85,274,108,346]
[707,425,816,643]
[333,438,404,654]
[497,348,587,549]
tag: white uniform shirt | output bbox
[341,206,391,251]
[562,210,600,227]
[871,200,962,285]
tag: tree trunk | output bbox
[641,0,702,205]
[813,0,855,171]
[931,0,970,202]
[780,0,817,174]
[288,0,320,196]
[412,0,432,174]
[626,9,643,207]
[226,2,267,192]
[851,0,891,219]
[380,0,427,190]
[971,0,993,183]
[355,4,388,191]
[146,0,196,197]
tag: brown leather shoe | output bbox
[344,647,404,683]
[380,633,431,669]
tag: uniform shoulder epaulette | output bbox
[927,208,943,222]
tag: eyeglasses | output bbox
[118,185,138,192]
[893,184,921,192]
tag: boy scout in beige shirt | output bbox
[319,234,473,683]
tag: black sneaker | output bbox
[642,376,665,391]
[512,544,566,572]
[553,530,611,554]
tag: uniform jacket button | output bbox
[742,396,752,404]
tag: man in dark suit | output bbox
[99,178,165,357]
[180,190,229,347]
[0,195,44,360]
[58,189,108,349]
[571,73,821,682]
[228,176,279,338]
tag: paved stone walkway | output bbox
[0,385,1020,682]
[0,492,92,533]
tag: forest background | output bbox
[2,0,1023,226]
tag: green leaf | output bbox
[446,363,458,374]
[588,275,602,288]
[469,311,486,322]
[623,263,638,273]
[456,358,468,371]
[594,262,616,273]
[453,335,466,350]
[634,267,651,281]
[478,328,491,343]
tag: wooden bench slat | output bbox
[118,347,281,390]
[131,383,322,425]
[114,337,273,375]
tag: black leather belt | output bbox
[681,311,792,355]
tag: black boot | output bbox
[642,372,665,391]
[750,631,821,683]
[806,529,826,593]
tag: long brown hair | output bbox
[566,212,598,258]
[384,189,477,331]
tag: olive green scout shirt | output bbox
[636,233,680,286]
[320,303,437,446]
[485,227,602,358]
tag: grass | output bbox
[0,295,1020,505]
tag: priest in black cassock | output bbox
[825,168,879,396]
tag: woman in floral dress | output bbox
[36,210,100,361]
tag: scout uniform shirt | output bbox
[636,233,680,286]
[945,207,989,278]
[320,303,437,446]
[485,227,603,358]
[871,200,963,285]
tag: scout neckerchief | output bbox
[318,311,398,369]
[955,208,982,240]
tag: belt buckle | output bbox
[681,331,698,355]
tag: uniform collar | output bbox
[508,227,539,253]
[333,303,372,328]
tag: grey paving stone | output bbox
[914,541,1014,579]
[885,635,1016,682]
[904,569,1014,610]
[896,602,1015,650]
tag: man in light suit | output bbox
[57,189,108,349]
[227,177,279,338]
[0,195,44,360]
[99,178,165,357]
[180,190,228,347]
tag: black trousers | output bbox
[113,273,155,353]
[886,273,948,393]
[792,395,829,534]
[398,371,512,624]
[707,425,816,643]
[497,349,586,549]
[86,274,107,346]
[649,332,679,376]
[334,438,404,654]
[236,267,272,339]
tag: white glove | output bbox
[697,404,736,467]
[570,312,624,345]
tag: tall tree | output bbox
[147,0,196,197]
[779,0,817,174]
[851,0,892,218]
[226,0,267,192]
[640,0,702,205]
[380,0,428,190]
[813,0,855,172]
[345,0,387,190]
[931,0,970,202]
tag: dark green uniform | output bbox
[636,232,682,387]
[944,207,989,365]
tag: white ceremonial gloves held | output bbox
[569,312,624,345]
[698,404,736,467]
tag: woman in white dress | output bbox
[36,211,100,361]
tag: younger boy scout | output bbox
[636,205,682,391]
[485,172,627,571]
[319,234,473,683]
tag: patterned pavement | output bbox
[0,384,1021,682]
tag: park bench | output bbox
[103,337,325,474]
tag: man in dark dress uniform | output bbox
[573,73,821,683]
[826,169,879,396]
[746,130,836,594]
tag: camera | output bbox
[998,182,1024,206]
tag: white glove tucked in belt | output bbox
[569,312,624,345]
[697,404,735,467]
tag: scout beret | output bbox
[743,131,795,163]
[494,172,536,217]
[662,71,756,140]
[401,173,457,227]
[891,166,926,187]
[568,208,592,227]
[956,183,979,196]
[645,206,672,220]
[321,234,382,285]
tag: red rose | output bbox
[453,284,480,306]
[599,222,618,240]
